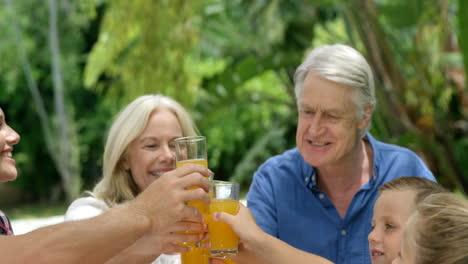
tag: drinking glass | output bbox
[209,181,240,258]
[219,259,238,264]
[175,136,208,168]
[174,136,210,248]
[181,247,209,264]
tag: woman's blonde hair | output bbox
[406,193,468,264]
[91,94,198,207]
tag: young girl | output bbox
[368,177,447,264]
[393,192,468,264]
[211,177,445,264]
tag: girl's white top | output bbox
[65,197,181,264]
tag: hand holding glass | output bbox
[174,136,209,250]
[209,181,240,258]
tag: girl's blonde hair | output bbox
[407,193,468,264]
[91,94,198,207]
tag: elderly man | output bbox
[246,44,435,264]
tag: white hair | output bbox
[294,44,376,137]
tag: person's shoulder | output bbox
[369,134,434,178]
[68,196,107,208]
[260,148,302,168]
[370,134,422,159]
[254,147,307,180]
[64,196,109,221]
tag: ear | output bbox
[122,155,130,171]
[358,104,374,130]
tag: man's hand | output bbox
[131,164,211,233]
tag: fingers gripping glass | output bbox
[209,181,240,258]
[174,136,209,248]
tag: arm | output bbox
[1,164,211,264]
[212,205,334,264]
[105,221,206,264]
[246,166,279,237]
[2,204,150,263]
[66,197,204,264]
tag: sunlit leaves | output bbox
[84,0,201,107]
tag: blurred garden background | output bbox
[0,0,467,219]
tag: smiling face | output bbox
[123,108,183,192]
[368,190,417,264]
[296,74,368,168]
[0,108,21,182]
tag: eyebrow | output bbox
[140,136,179,143]
[139,136,159,143]
[299,104,341,113]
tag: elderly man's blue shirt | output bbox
[246,134,435,264]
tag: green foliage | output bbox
[459,0,468,89]
[1,0,467,202]
[0,0,106,201]
[84,0,201,107]
[377,0,440,29]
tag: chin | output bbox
[0,172,18,182]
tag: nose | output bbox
[368,228,380,244]
[308,113,325,137]
[5,125,20,146]
[159,144,175,164]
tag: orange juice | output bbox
[176,158,209,247]
[220,259,237,264]
[209,199,240,254]
[181,247,209,264]
[176,158,208,169]
[178,159,209,214]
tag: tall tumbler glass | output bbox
[175,136,210,264]
[181,247,209,264]
[209,181,240,258]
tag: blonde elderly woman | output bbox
[65,94,202,264]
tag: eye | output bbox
[145,143,159,149]
[301,109,315,116]
[385,224,395,230]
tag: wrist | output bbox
[244,228,268,253]
[119,202,153,238]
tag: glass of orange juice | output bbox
[175,136,210,248]
[209,181,240,258]
[181,247,209,264]
[219,259,237,264]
